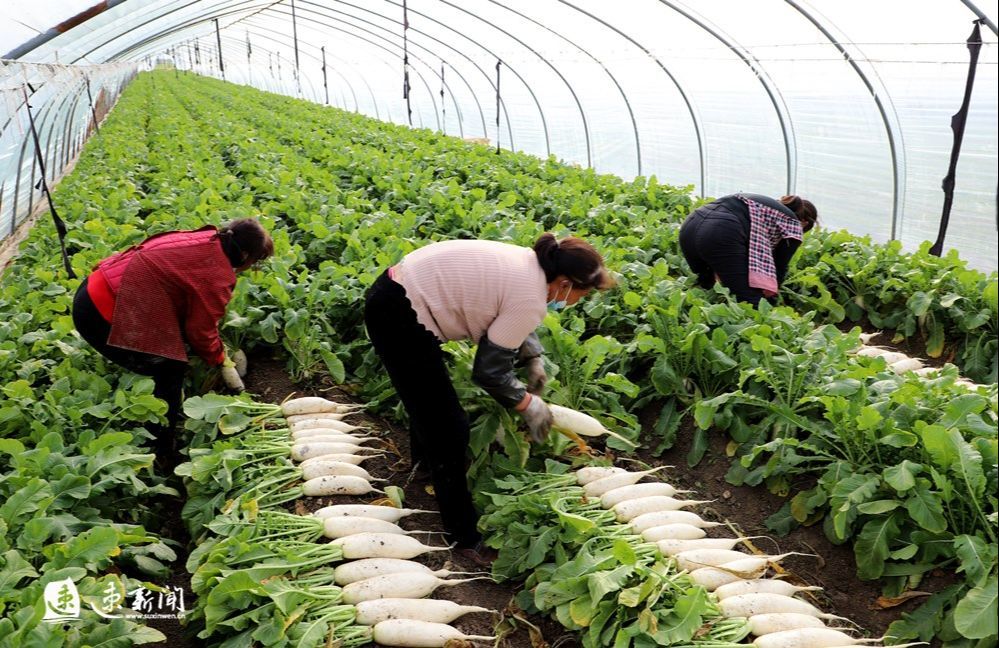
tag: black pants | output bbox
[364,270,480,547]
[72,278,188,443]
[679,202,764,306]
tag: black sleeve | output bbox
[773,238,801,286]
[473,335,527,408]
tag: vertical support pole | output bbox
[246,30,253,86]
[930,20,985,256]
[495,60,501,154]
[85,75,100,135]
[402,0,412,125]
[291,0,301,89]
[194,40,201,66]
[440,62,445,134]
[321,46,329,105]
[214,19,225,80]
[21,87,75,276]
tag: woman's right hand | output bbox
[518,394,554,443]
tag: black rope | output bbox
[84,75,100,135]
[495,60,501,154]
[402,0,412,126]
[22,87,75,278]
[930,20,985,256]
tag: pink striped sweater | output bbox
[392,240,548,350]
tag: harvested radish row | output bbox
[341,572,491,604]
[330,533,449,559]
[333,558,472,585]
[715,579,823,600]
[302,475,382,497]
[581,467,669,497]
[314,505,434,522]
[354,598,492,625]
[372,619,494,647]
[599,481,686,508]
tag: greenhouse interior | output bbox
[0,1,996,647]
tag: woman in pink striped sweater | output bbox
[364,233,613,563]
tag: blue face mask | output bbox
[547,283,572,311]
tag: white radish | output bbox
[323,516,406,539]
[314,505,434,522]
[912,367,940,377]
[889,357,924,374]
[282,396,358,416]
[857,332,882,344]
[342,572,490,604]
[613,496,711,522]
[372,619,494,647]
[854,346,889,358]
[291,427,372,440]
[641,523,707,542]
[874,351,908,365]
[687,567,746,591]
[549,404,636,446]
[354,598,492,625]
[302,475,381,497]
[575,466,627,485]
[720,593,835,619]
[333,558,463,585]
[292,442,381,462]
[290,418,364,433]
[301,460,384,482]
[629,510,721,532]
[291,432,376,445]
[600,482,685,508]
[331,533,448,559]
[715,579,823,601]
[673,549,754,571]
[718,556,777,578]
[232,349,248,377]
[582,467,669,498]
[286,411,349,424]
[747,613,828,636]
[657,537,754,555]
[299,453,375,468]
[752,628,862,648]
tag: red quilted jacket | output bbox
[88,226,235,365]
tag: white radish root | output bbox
[746,613,829,636]
[581,467,669,498]
[600,482,686,508]
[640,523,707,542]
[372,619,494,647]
[331,533,449,559]
[314,505,434,522]
[342,572,491,604]
[354,598,492,626]
[302,475,381,497]
[613,496,712,522]
[575,466,627,485]
[629,510,721,532]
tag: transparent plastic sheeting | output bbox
[3,0,998,271]
[0,61,137,243]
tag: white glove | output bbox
[220,364,245,392]
[524,357,547,395]
[519,394,554,444]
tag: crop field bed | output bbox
[0,70,994,648]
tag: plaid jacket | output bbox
[738,196,803,297]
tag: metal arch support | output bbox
[959,0,998,36]
[287,2,478,139]
[392,0,549,156]
[656,1,796,194]
[315,0,506,147]
[559,0,705,196]
[784,0,905,240]
[251,7,441,130]
[487,0,623,171]
[239,14,429,124]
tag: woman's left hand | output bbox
[525,357,547,395]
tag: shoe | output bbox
[455,541,498,568]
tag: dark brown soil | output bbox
[241,348,571,648]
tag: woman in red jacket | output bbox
[72,219,273,435]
